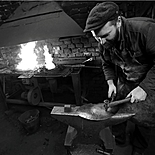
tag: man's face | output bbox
[91,21,119,49]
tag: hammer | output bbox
[104,97,131,111]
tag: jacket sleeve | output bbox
[139,24,155,94]
[99,44,116,81]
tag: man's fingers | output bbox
[108,92,112,98]
[130,97,135,103]
[126,93,135,103]
[130,96,140,103]
[126,93,132,98]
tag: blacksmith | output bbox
[84,2,155,155]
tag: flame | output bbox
[17,41,38,71]
[44,45,55,70]
[16,41,55,71]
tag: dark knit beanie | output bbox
[84,2,119,32]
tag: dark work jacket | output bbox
[100,16,155,94]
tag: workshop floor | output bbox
[0,105,69,155]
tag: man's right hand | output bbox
[107,80,117,98]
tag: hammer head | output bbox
[103,99,110,111]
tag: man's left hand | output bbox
[126,86,147,103]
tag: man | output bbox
[84,1,155,155]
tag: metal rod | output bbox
[6,99,69,107]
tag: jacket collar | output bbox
[118,16,126,51]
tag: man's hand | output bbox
[126,86,147,103]
[107,80,116,98]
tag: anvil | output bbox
[51,94,155,155]
[51,105,135,150]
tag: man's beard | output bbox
[103,28,119,50]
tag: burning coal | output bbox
[43,45,55,70]
[16,41,55,71]
[16,41,37,71]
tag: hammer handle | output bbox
[108,97,131,108]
